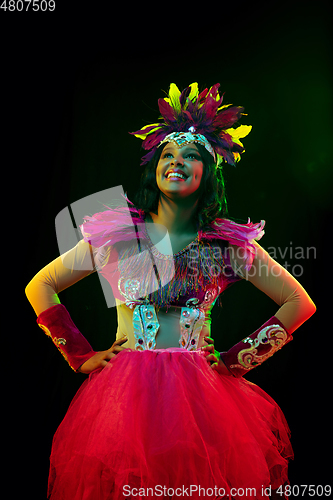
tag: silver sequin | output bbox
[179,306,205,351]
[133,305,159,350]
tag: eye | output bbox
[162,153,173,158]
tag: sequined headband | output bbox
[130,82,252,167]
[160,128,216,160]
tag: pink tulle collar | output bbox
[80,202,265,272]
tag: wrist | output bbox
[218,354,237,377]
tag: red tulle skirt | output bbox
[48,348,293,500]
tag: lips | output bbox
[165,168,188,180]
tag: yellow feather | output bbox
[217,103,233,112]
[165,82,198,109]
[133,124,162,140]
[164,83,181,112]
[188,82,199,102]
[226,125,252,141]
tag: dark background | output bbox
[3,1,332,498]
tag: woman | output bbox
[26,82,316,499]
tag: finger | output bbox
[205,353,219,364]
[114,336,128,345]
[201,344,214,352]
[109,345,129,355]
[108,337,128,351]
[203,336,214,345]
[104,344,129,360]
[104,351,116,361]
[201,345,214,356]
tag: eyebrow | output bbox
[163,145,200,154]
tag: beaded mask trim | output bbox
[159,129,216,160]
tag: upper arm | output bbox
[229,241,316,333]
[25,239,96,316]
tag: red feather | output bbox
[213,106,244,129]
[158,99,177,123]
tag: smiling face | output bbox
[156,143,204,200]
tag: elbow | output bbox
[309,300,317,318]
[299,283,317,321]
[285,293,317,334]
[25,277,38,307]
[306,290,317,318]
[25,280,33,302]
[299,297,316,327]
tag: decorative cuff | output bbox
[37,304,96,372]
[220,316,293,378]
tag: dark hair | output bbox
[132,143,228,229]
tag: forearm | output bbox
[220,315,292,377]
[37,304,96,371]
[223,242,316,377]
[230,241,316,333]
[25,240,97,371]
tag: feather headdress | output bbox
[130,82,252,166]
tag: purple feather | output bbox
[158,99,176,124]
[179,86,191,108]
[213,106,244,129]
[143,128,168,149]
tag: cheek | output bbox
[156,159,165,177]
[155,163,164,188]
[194,164,204,182]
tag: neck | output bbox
[150,194,198,235]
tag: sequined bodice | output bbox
[99,226,241,351]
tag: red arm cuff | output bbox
[37,304,96,372]
[220,316,293,378]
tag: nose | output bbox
[170,155,183,166]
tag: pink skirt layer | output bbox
[48,348,293,499]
